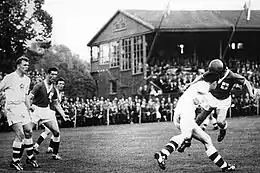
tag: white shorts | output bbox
[31,105,56,125]
[5,103,31,126]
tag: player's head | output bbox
[203,72,220,83]
[56,77,65,90]
[16,56,29,74]
[47,67,59,83]
[208,59,227,77]
[204,72,220,90]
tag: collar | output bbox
[44,80,53,93]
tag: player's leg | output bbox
[192,125,235,172]
[23,122,39,168]
[215,97,231,142]
[178,108,213,153]
[216,108,228,142]
[33,124,51,154]
[43,119,62,160]
[10,123,25,171]
[154,115,193,170]
[201,114,210,131]
[46,135,54,153]
[210,111,218,130]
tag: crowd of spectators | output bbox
[0,58,260,131]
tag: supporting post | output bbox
[74,109,77,128]
[107,108,110,126]
[139,105,142,124]
[170,103,173,122]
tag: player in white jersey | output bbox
[0,56,39,171]
[154,72,236,172]
[33,77,65,154]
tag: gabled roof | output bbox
[125,9,260,30]
[87,10,260,46]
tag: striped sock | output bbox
[19,140,25,159]
[24,138,34,159]
[52,136,60,155]
[206,146,228,169]
[12,141,22,162]
[35,131,49,148]
[161,140,178,158]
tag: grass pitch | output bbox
[0,116,260,173]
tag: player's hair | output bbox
[16,56,29,65]
[47,67,59,74]
[203,72,220,83]
[208,59,227,74]
[56,77,65,84]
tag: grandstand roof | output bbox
[88,10,260,46]
[124,10,260,31]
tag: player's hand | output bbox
[63,114,70,121]
[28,105,35,112]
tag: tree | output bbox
[0,0,52,73]
[33,44,96,99]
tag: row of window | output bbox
[91,35,146,75]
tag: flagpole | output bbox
[146,0,171,63]
[222,8,244,59]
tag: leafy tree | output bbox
[0,0,52,73]
[33,44,96,99]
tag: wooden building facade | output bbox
[87,10,260,99]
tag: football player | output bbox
[178,59,255,152]
[33,77,66,154]
[154,72,236,172]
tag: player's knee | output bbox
[44,128,51,135]
[217,121,227,129]
[16,132,25,141]
[52,130,60,137]
[23,129,33,138]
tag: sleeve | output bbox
[30,82,41,96]
[0,75,9,91]
[230,71,246,85]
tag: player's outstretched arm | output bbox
[53,100,69,121]
[244,80,255,99]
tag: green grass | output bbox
[0,116,260,173]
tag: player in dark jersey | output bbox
[178,59,255,152]
[33,77,66,154]
[28,67,69,160]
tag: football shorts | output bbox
[5,103,31,126]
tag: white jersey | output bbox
[175,81,217,120]
[0,71,30,105]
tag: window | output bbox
[99,43,110,65]
[110,81,117,94]
[133,36,144,74]
[91,46,99,62]
[237,43,243,49]
[121,38,131,70]
[110,41,120,67]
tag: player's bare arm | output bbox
[243,79,255,99]
[53,99,68,121]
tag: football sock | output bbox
[12,141,22,162]
[19,140,25,159]
[206,146,228,168]
[49,135,54,149]
[35,131,49,148]
[52,136,60,155]
[24,138,34,159]
[161,140,178,157]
